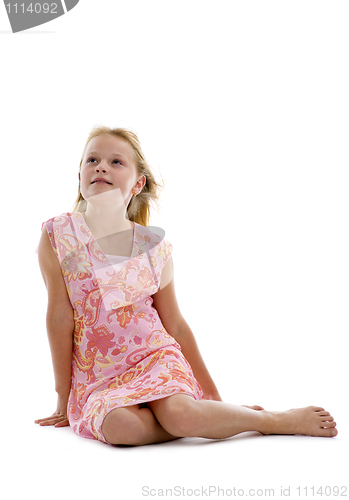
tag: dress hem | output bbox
[99,390,199,445]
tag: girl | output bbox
[35,126,337,446]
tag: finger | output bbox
[35,417,52,423]
[38,419,62,426]
[54,419,70,428]
[34,417,57,424]
[35,415,61,423]
[35,416,62,424]
[36,415,68,426]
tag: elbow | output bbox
[46,302,74,319]
[46,309,75,334]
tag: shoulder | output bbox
[134,222,164,242]
[41,211,77,231]
[135,223,173,268]
[135,222,172,251]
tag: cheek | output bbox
[112,172,133,187]
[79,173,91,194]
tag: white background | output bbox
[1,1,348,499]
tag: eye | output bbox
[86,157,123,165]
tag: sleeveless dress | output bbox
[40,212,203,444]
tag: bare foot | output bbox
[242,405,264,411]
[263,406,338,437]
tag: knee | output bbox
[101,408,148,446]
[156,396,198,437]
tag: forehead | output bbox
[85,134,134,161]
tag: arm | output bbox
[152,256,222,401]
[173,319,222,401]
[35,226,75,427]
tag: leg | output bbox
[147,395,338,439]
[101,403,180,446]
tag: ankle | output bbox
[259,410,281,435]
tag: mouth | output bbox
[92,180,112,185]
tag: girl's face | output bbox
[79,134,145,208]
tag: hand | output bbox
[34,396,70,428]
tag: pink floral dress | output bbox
[40,212,203,444]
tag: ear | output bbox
[138,174,146,190]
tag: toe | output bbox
[312,406,325,411]
[322,421,336,428]
[321,416,334,422]
[318,427,337,437]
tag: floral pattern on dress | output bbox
[40,212,203,444]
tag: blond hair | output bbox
[70,125,164,226]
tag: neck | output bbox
[82,204,133,239]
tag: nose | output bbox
[95,160,108,173]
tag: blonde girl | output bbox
[35,126,337,445]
